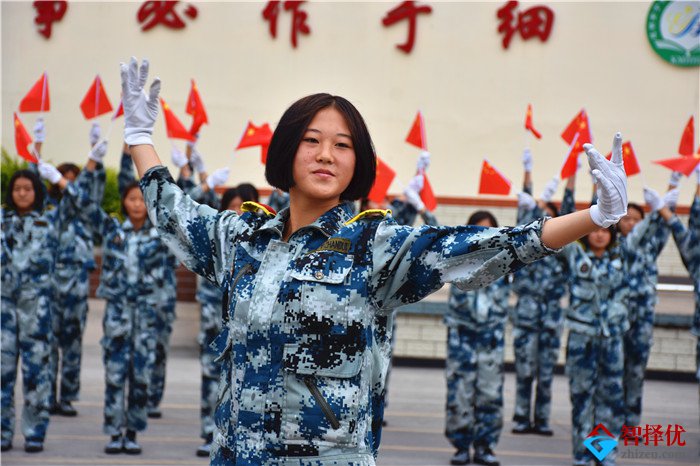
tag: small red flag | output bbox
[80,75,113,120]
[420,173,438,211]
[367,157,396,204]
[236,121,273,164]
[112,99,124,120]
[525,104,542,139]
[678,116,694,157]
[186,79,208,136]
[652,154,700,176]
[160,98,196,141]
[14,113,37,163]
[561,109,592,146]
[405,111,427,150]
[605,141,641,177]
[19,72,50,113]
[478,159,511,195]
[560,133,582,179]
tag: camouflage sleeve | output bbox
[523,181,533,195]
[177,171,196,193]
[689,195,700,232]
[369,217,558,312]
[118,151,136,196]
[389,199,418,227]
[88,162,107,205]
[622,213,660,253]
[668,216,699,279]
[60,178,121,241]
[648,211,671,260]
[517,203,542,225]
[420,210,439,226]
[559,187,576,215]
[139,165,247,285]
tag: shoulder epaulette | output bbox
[241,201,277,217]
[344,209,391,226]
[44,204,56,211]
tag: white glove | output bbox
[190,149,206,173]
[522,148,533,173]
[695,163,700,185]
[517,191,536,211]
[89,122,101,146]
[643,187,664,212]
[406,172,425,194]
[120,57,160,146]
[33,118,46,143]
[540,177,559,202]
[187,135,198,151]
[664,188,680,209]
[88,141,108,163]
[586,133,628,228]
[668,171,682,188]
[206,167,230,190]
[404,184,425,212]
[38,161,62,184]
[416,150,431,172]
[170,146,188,168]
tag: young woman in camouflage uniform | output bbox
[120,57,628,465]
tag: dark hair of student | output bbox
[467,210,499,228]
[265,93,376,201]
[48,163,81,200]
[6,169,45,212]
[219,184,260,213]
[120,181,141,217]
[579,225,618,251]
[627,202,645,219]
[545,201,559,218]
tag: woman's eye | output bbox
[303,137,318,144]
[336,142,352,149]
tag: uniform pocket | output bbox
[281,342,362,447]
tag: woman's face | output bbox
[12,177,36,213]
[475,218,495,228]
[588,227,612,251]
[226,196,243,215]
[618,208,642,236]
[123,187,147,223]
[290,106,356,204]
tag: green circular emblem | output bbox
[646,1,700,67]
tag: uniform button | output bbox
[314,271,324,280]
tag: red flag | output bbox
[79,75,113,120]
[405,111,427,150]
[19,72,50,112]
[652,154,700,176]
[560,133,582,179]
[678,116,694,156]
[14,113,37,163]
[605,141,641,177]
[420,173,438,211]
[561,109,592,146]
[160,98,196,141]
[186,79,208,136]
[478,159,511,195]
[112,99,124,120]
[367,157,396,204]
[236,121,273,149]
[525,104,542,139]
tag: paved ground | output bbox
[2,299,699,466]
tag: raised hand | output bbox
[585,133,628,228]
[120,57,160,146]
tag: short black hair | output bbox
[265,93,376,201]
[6,169,45,212]
[546,201,559,218]
[467,210,498,228]
[219,183,260,213]
[49,163,81,200]
[120,181,141,216]
[627,202,645,219]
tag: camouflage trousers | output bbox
[1,292,52,443]
[512,325,561,425]
[566,331,624,465]
[622,316,654,427]
[148,295,176,411]
[445,324,504,452]
[102,299,156,435]
[50,270,90,404]
[199,299,222,439]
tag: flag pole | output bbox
[40,72,48,113]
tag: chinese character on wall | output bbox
[496,0,554,49]
[262,1,311,49]
[382,1,432,54]
[137,1,198,32]
[33,1,68,39]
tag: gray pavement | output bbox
[2,299,699,466]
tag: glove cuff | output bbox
[589,204,615,228]
[124,128,153,147]
[206,176,216,190]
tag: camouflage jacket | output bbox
[444,276,510,330]
[140,165,556,465]
[667,195,700,336]
[389,198,438,227]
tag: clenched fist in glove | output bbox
[585,133,628,228]
[190,149,207,173]
[540,177,559,203]
[33,118,46,143]
[522,148,533,173]
[171,146,188,168]
[90,123,102,146]
[38,161,62,184]
[416,151,431,172]
[89,141,108,163]
[643,187,664,212]
[120,57,160,146]
[517,191,536,211]
[206,167,230,190]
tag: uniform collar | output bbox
[255,202,355,239]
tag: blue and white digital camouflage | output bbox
[140,165,557,465]
[444,276,510,454]
[666,195,700,382]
